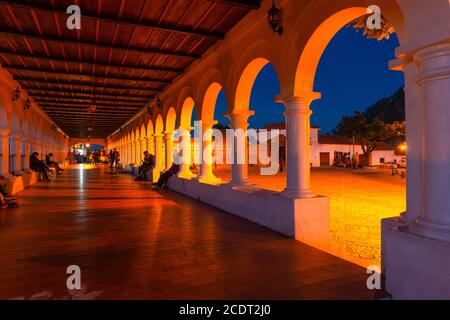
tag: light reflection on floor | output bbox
[213,165,406,268]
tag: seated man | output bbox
[135,151,155,181]
[30,152,49,182]
[152,163,180,190]
[46,153,64,174]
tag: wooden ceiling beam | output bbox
[7,66,172,84]
[210,0,261,9]
[25,89,153,100]
[30,93,150,102]
[35,97,144,106]
[17,78,162,92]
[0,30,201,59]
[0,1,225,39]
[0,50,185,74]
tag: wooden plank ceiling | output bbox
[0,0,261,138]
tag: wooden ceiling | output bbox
[0,0,261,138]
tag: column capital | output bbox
[414,42,450,85]
[10,133,22,140]
[198,120,218,129]
[224,110,255,129]
[275,91,321,112]
[0,128,9,136]
[164,132,174,139]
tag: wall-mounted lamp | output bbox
[268,0,283,35]
[12,87,21,101]
[147,104,153,116]
[156,98,163,110]
[23,98,31,110]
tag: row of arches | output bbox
[0,73,68,178]
[109,2,407,194]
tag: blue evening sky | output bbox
[192,27,404,133]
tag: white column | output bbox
[164,132,174,170]
[409,43,450,240]
[10,133,22,175]
[198,121,221,184]
[30,139,38,154]
[147,136,155,157]
[279,92,320,199]
[22,137,31,172]
[226,110,254,187]
[0,128,12,178]
[154,135,164,172]
[141,138,148,155]
[177,128,195,179]
[127,142,132,165]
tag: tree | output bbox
[348,14,394,41]
[335,112,396,166]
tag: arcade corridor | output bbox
[0,165,376,300]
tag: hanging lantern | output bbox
[23,97,31,110]
[268,0,283,35]
[12,87,21,101]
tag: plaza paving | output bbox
[213,166,406,267]
[0,165,381,300]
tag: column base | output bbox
[197,174,222,186]
[382,217,450,299]
[281,188,316,199]
[177,171,196,180]
[409,219,450,241]
[228,179,259,192]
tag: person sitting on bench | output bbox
[30,152,49,182]
[152,163,180,190]
[135,151,155,181]
[46,153,64,174]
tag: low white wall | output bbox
[168,177,295,236]
[382,217,450,299]
[168,177,330,249]
[3,171,38,195]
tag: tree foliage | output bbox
[335,112,399,166]
[348,14,394,41]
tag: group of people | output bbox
[130,151,179,190]
[1,152,64,209]
[30,152,64,182]
[109,149,120,169]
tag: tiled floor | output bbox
[0,165,379,300]
[213,165,406,267]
